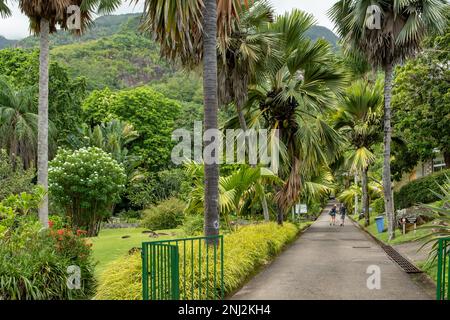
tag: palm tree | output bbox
[18,0,122,227]
[67,119,141,178]
[242,10,345,224]
[329,0,448,240]
[0,77,56,169]
[217,0,276,132]
[0,0,11,17]
[138,0,248,238]
[333,80,384,226]
[184,162,282,229]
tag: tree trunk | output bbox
[261,194,270,222]
[354,174,359,216]
[444,150,450,169]
[202,0,220,241]
[38,19,49,228]
[362,167,370,226]
[276,204,284,225]
[383,63,395,240]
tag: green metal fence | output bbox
[436,237,450,300]
[142,235,224,300]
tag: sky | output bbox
[0,0,338,40]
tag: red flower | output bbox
[57,229,65,235]
[48,220,54,228]
[76,230,87,236]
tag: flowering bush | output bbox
[49,147,127,236]
[0,190,97,300]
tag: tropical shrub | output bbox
[127,168,190,208]
[82,86,181,171]
[181,214,204,236]
[140,198,186,230]
[0,189,96,300]
[372,197,385,214]
[49,147,127,236]
[95,222,307,300]
[394,169,450,209]
[0,150,34,201]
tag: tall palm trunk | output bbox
[383,63,395,240]
[203,0,219,240]
[361,167,369,226]
[38,18,49,228]
[354,174,359,216]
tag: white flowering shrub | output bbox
[49,147,127,236]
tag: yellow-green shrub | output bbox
[95,222,308,300]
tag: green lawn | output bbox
[89,227,183,276]
[353,215,434,245]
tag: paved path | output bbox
[232,202,432,300]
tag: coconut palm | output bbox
[0,78,56,169]
[329,0,448,240]
[138,0,249,238]
[17,0,122,227]
[240,10,346,223]
[333,80,384,226]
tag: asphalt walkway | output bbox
[232,202,432,300]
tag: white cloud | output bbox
[0,0,337,40]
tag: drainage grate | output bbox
[381,245,423,274]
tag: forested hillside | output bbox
[1,13,339,90]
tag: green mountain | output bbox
[306,26,339,48]
[3,13,339,90]
[0,36,17,49]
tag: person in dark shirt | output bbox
[339,203,347,227]
[329,204,337,226]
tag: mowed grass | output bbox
[89,227,183,276]
[353,215,434,245]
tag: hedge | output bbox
[394,169,450,209]
[94,222,310,300]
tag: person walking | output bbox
[329,204,337,226]
[339,203,347,227]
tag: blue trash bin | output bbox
[375,216,384,233]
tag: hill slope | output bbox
[3,13,339,90]
[0,36,17,49]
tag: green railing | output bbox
[436,237,450,300]
[142,235,224,300]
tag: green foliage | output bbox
[418,174,450,246]
[372,197,385,214]
[82,86,181,171]
[127,168,190,208]
[0,150,34,201]
[394,169,450,209]
[0,189,96,300]
[94,222,303,300]
[49,147,127,236]
[181,214,204,236]
[392,20,450,176]
[0,48,86,144]
[141,198,186,230]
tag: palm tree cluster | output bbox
[1,0,447,238]
[333,80,384,226]
[329,0,448,240]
